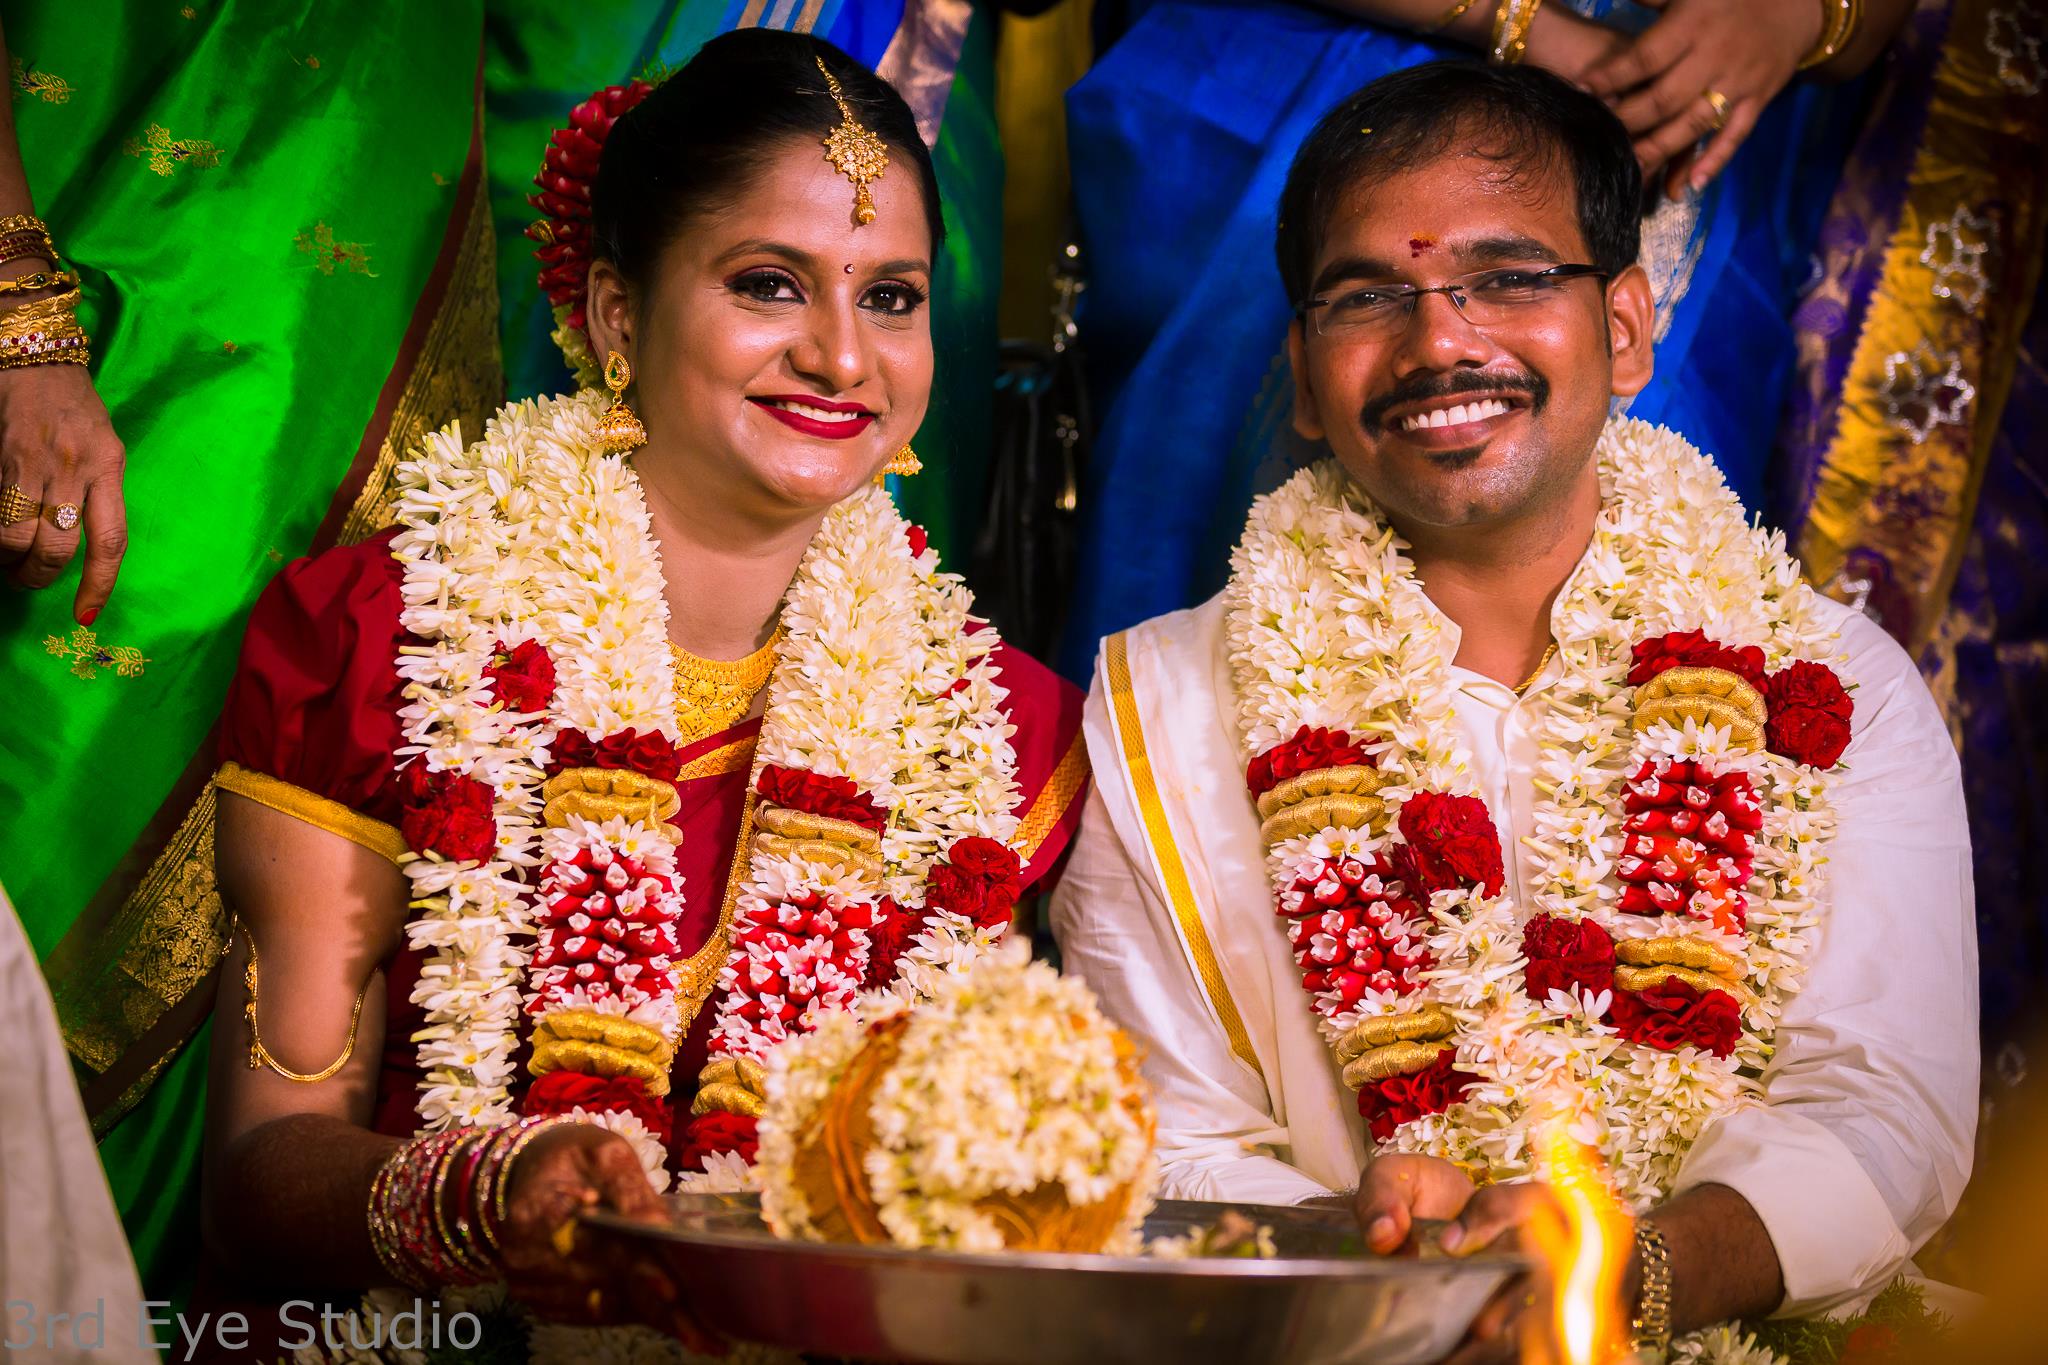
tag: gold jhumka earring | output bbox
[874,445,922,486]
[597,349,647,452]
[816,56,888,226]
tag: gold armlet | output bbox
[242,933,370,1084]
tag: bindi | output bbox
[844,263,855,273]
[1408,234,1437,259]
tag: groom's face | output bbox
[1288,145,1654,533]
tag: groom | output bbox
[1052,62,1975,1355]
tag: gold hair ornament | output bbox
[816,56,888,226]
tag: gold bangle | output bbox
[1630,1218,1674,1353]
[242,932,371,1084]
[2,286,80,324]
[1799,0,1861,69]
[1489,0,1543,65]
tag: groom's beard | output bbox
[1356,366,1552,441]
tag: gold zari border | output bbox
[1103,632,1261,1077]
[214,762,408,865]
[1016,729,1089,863]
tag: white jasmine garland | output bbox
[758,942,1156,1254]
[1223,418,1841,1225]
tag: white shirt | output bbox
[1052,589,1976,1317]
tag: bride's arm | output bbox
[201,793,407,1286]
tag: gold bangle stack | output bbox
[0,216,90,370]
[1799,0,1862,69]
[1489,0,1544,64]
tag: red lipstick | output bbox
[748,394,876,441]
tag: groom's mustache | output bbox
[1358,368,1551,436]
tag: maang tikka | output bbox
[815,55,888,226]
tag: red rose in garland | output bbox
[550,729,596,772]
[1356,1051,1475,1142]
[1610,978,1741,1057]
[926,837,1025,931]
[1520,914,1616,1002]
[593,727,683,781]
[400,770,497,863]
[864,897,919,987]
[755,764,888,832]
[679,1110,759,1169]
[1247,725,1374,798]
[1627,629,1767,690]
[1763,660,1854,769]
[522,1070,673,1145]
[483,639,556,714]
[1395,792,1505,898]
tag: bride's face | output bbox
[589,135,934,517]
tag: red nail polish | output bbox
[79,606,98,626]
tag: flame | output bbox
[1524,1117,1635,1365]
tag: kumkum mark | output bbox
[45,625,149,681]
[1409,235,1437,259]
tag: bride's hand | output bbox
[1580,0,1826,197]
[497,1122,723,1352]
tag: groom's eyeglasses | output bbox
[1299,264,1610,339]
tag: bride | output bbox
[199,27,1085,1349]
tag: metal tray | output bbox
[584,1192,1522,1364]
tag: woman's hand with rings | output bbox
[496,1121,723,1352]
[1579,0,1828,197]
[0,361,126,622]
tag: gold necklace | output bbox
[669,626,784,745]
[1513,640,1559,697]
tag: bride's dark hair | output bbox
[592,28,944,289]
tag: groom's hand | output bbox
[1352,1153,1477,1254]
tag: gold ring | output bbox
[0,483,33,526]
[1703,88,1731,130]
[49,501,80,533]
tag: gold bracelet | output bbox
[1489,0,1543,65]
[1630,1218,1674,1355]
[0,234,56,269]
[0,213,51,238]
[242,932,371,1084]
[2,286,80,325]
[1799,0,1861,69]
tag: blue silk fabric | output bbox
[1058,0,1865,677]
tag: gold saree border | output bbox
[54,67,503,1127]
[213,762,408,864]
[1103,631,1262,1077]
[676,734,757,785]
[1017,729,1089,864]
[1796,0,2048,650]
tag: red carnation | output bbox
[1839,1324,1902,1365]
[754,764,887,832]
[1611,978,1741,1057]
[1355,1052,1475,1143]
[484,639,556,714]
[1394,792,1505,898]
[400,771,497,862]
[1520,914,1616,1003]
[678,1110,759,1170]
[1247,726,1374,798]
[925,837,1025,931]
[1763,661,1854,769]
[522,1069,673,1145]
[1628,630,1767,691]
[865,898,919,987]
[905,524,929,557]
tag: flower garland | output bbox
[1224,419,1849,1216]
[388,388,1027,1197]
